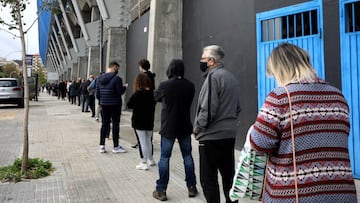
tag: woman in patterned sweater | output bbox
[250,43,357,202]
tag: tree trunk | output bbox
[15,2,29,174]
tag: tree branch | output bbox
[0,18,19,29]
[24,15,39,33]
[0,26,20,38]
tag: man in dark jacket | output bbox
[96,62,128,153]
[152,59,198,201]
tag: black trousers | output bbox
[88,95,95,116]
[199,138,237,203]
[100,105,121,147]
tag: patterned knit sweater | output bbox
[250,81,357,203]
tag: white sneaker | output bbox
[149,160,156,166]
[112,146,127,153]
[136,162,149,170]
[99,145,106,153]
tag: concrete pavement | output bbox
[0,93,359,203]
[0,93,215,203]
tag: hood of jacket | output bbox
[97,72,117,85]
[166,59,185,79]
[144,71,156,80]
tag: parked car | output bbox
[0,78,24,108]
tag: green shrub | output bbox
[0,158,54,182]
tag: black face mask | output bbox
[200,61,208,72]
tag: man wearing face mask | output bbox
[96,62,128,153]
[193,45,241,203]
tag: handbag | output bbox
[229,125,268,201]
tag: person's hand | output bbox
[124,83,128,88]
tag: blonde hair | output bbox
[266,43,318,86]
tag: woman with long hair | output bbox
[250,43,357,202]
[127,73,156,170]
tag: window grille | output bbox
[261,10,318,42]
[345,2,360,32]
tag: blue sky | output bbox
[0,1,39,60]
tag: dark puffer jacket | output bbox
[96,72,126,106]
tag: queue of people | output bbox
[46,75,99,121]
[64,43,357,202]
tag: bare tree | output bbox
[0,0,31,174]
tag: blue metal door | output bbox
[256,1,324,108]
[340,0,360,179]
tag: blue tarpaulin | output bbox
[37,0,52,64]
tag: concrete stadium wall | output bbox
[182,0,257,146]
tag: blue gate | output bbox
[340,0,360,179]
[256,1,324,108]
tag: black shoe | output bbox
[188,186,198,197]
[131,143,138,148]
[153,190,167,201]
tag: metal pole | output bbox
[99,17,104,73]
[35,73,38,101]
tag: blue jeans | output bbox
[156,136,196,191]
[82,94,89,112]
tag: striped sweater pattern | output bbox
[250,81,357,203]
